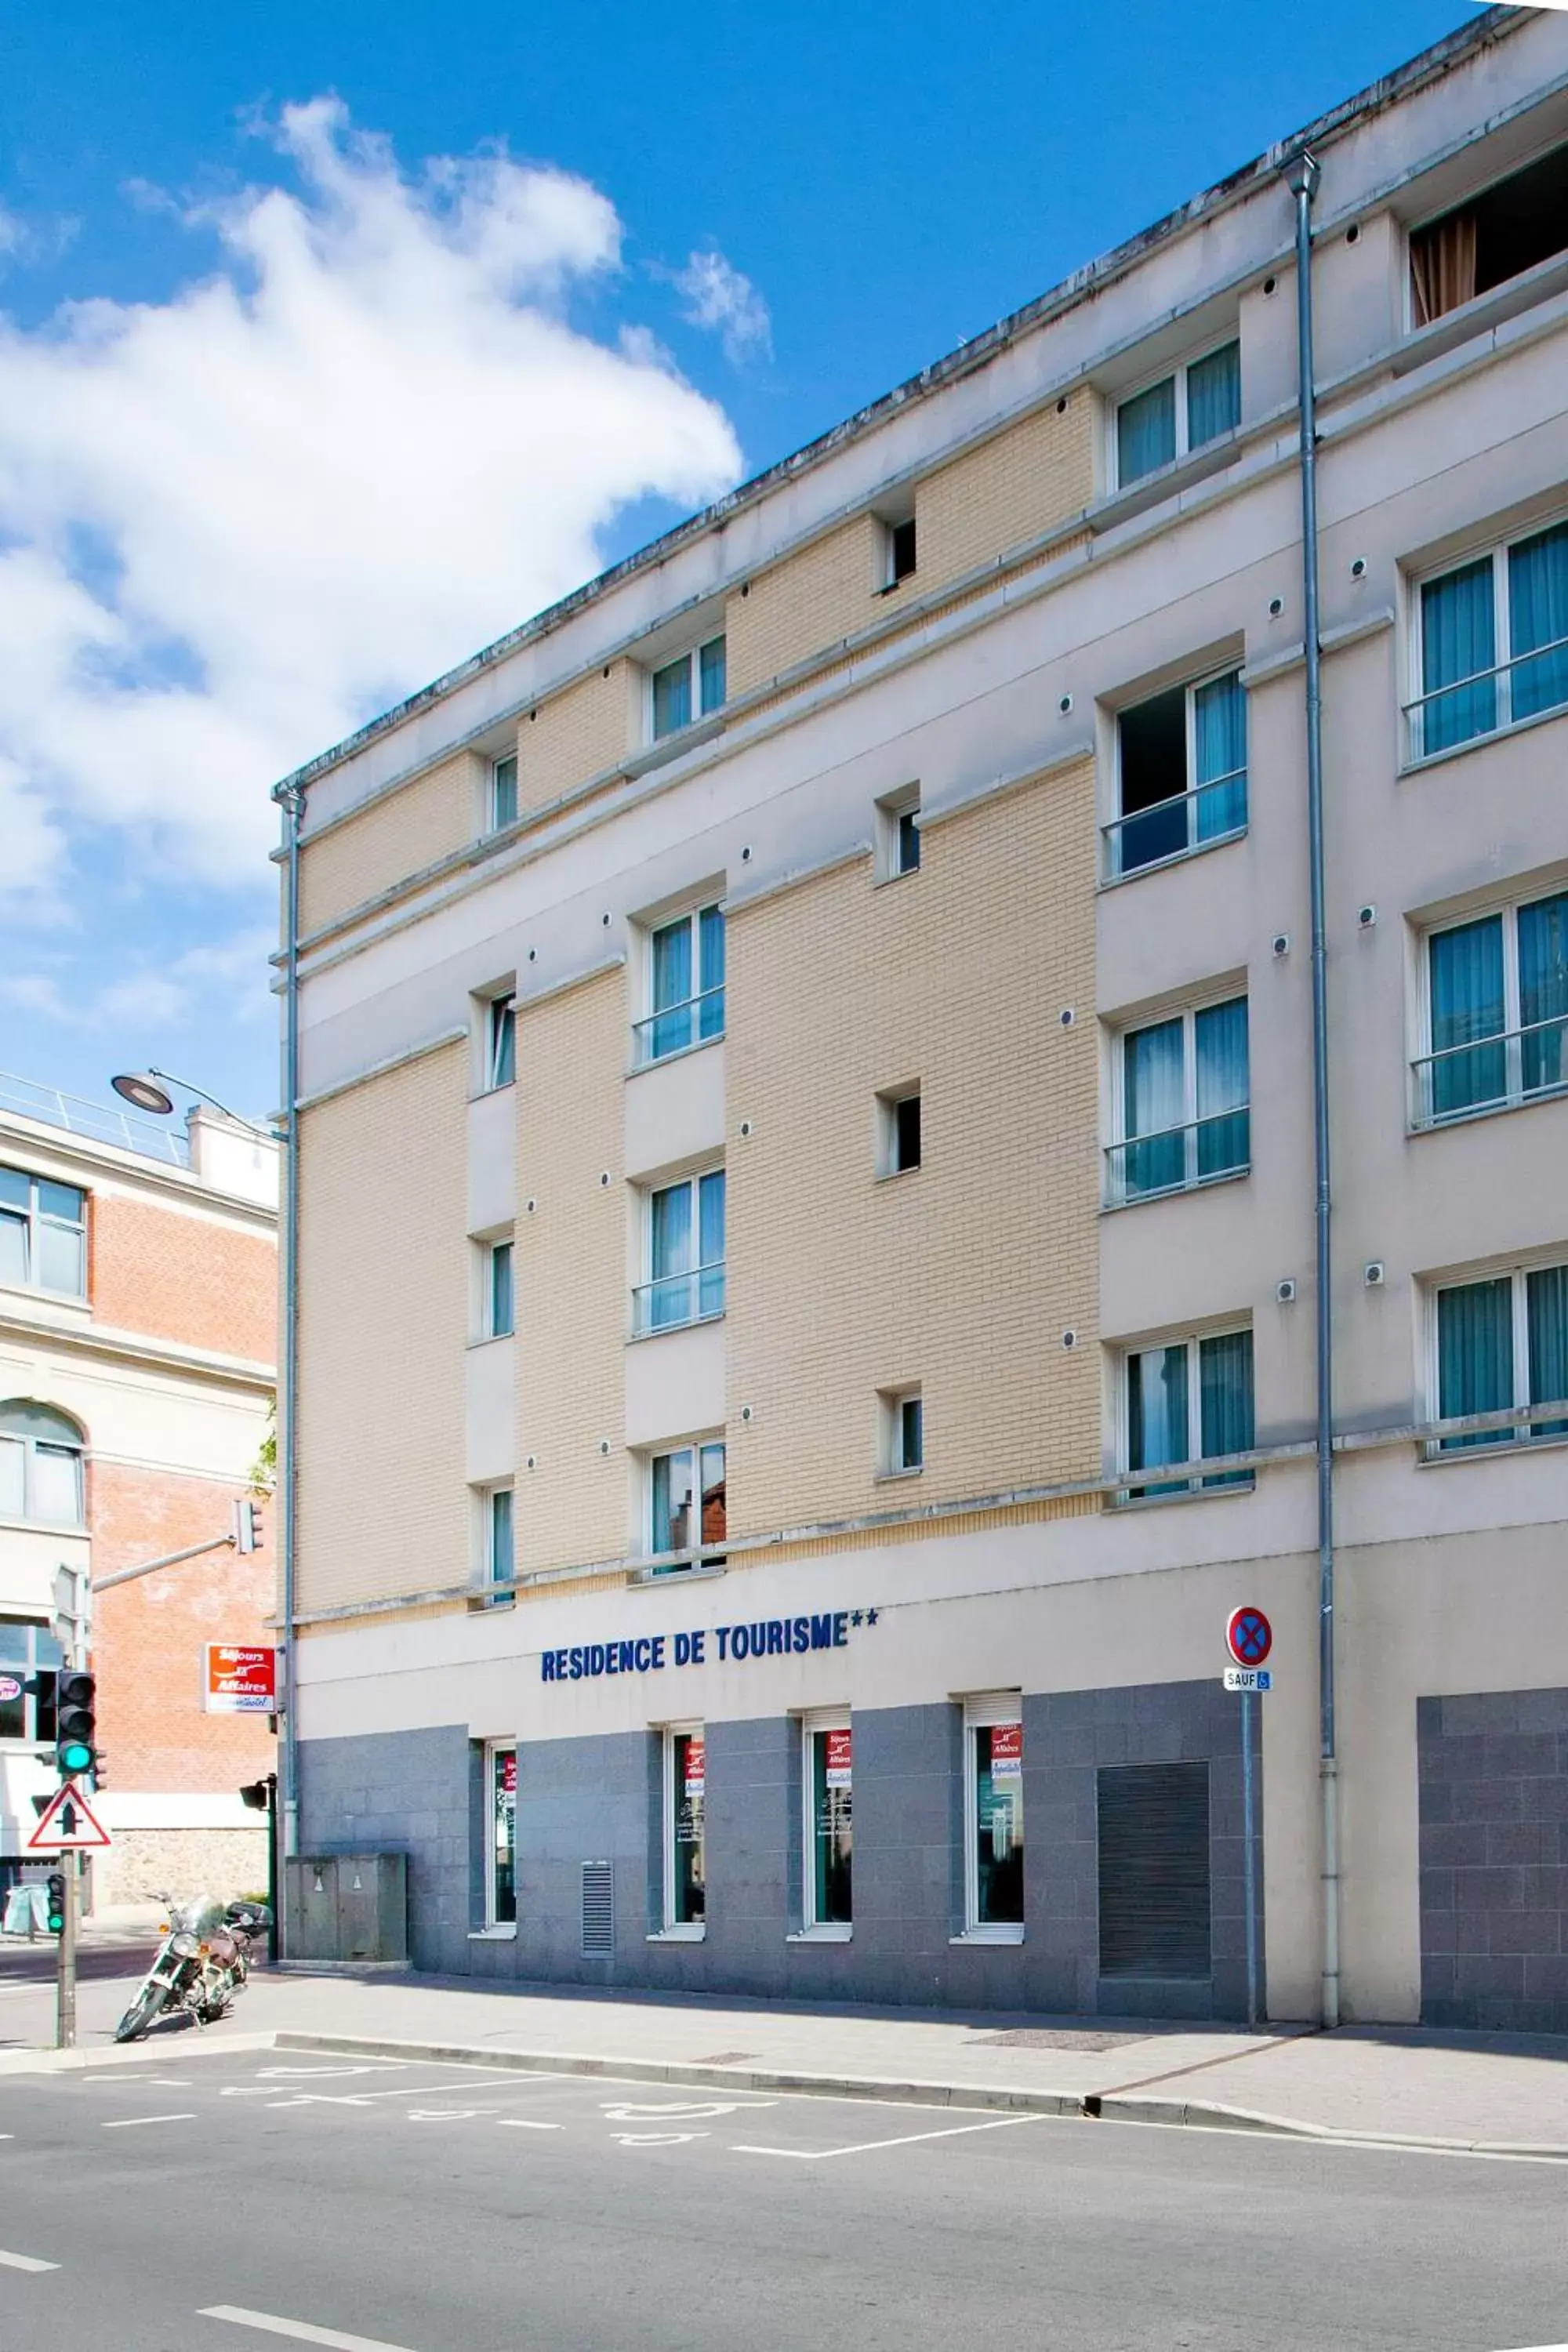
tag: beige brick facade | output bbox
[727,517,884,696]
[916,393,1094,589]
[299,750,482,938]
[513,971,629,1575]
[296,1043,469,1612]
[517,662,636,818]
[724,756,1100,1540]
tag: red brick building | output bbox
[0,1076,278,1911]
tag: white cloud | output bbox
[0,925,289,1036]
[672,248,773,365]
[0,100,745,906]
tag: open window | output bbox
[1107,668,1247,880]
[1410,143,1568,328]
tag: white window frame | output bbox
[648,635,727,742]
[0,1167,87,1300]
[474,1482,514,1608]
[1108,990,1250,1205]
[1424,1254,1568,1457]
[1112,337,1240,491]
[659,1722,707,1937]
[636,1165,726,1338]
[0,1419,85,1530]
[1406,517,1568,763]
[874,785,920,882]
[960,1691,1025,1944]
[875,1082,921,1178]
[878,1386,923,1479]
[0,1618,64,1748]
[483,1236,514,1340]
[1116,1323,1255,1501]
[1106,662,1248,881]
[481,1740,518,1931]
[481,993,517,1092]
[799,1708,853,1940]
[1414,892,1568,1131]
[488,753,519,834]
[634,900,726,1067]
[645,1437,726,1573]
[881,513,917,591]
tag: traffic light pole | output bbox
[56,1853,79,2052]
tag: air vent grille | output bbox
[581,1860,614,1958]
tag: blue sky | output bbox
[0,0,1470,1127]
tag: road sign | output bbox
[205,1644,278,1714]
[26,1778,111,1854]
[1224,1667,1273,1693]
[0,1674,21,1703]
[1225,1605,1272,1667]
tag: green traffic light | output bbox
[59,1739,93,1774]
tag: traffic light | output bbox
[55,1671,96,1778]
[45,1873,66,1935]
[238,1778,272,1812]
[233,1497,263,1553]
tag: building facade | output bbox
[0,1079,278,1909]
[281,12,1568,2031]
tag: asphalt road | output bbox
[1,2051,1566,2351]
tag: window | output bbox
[881,1388,923,1477]
[636,1171,724,1337]
[0,1619,63,1745]
[1431,1261,1568,1455]
[651,637,726,740]
[802,1715,852,1933]
[486,994,517,1091]
[482,1485,514,1606]
[1109,996,1250,1204]
[485,1745,517,1926]
[963,1695,1024,1938]
[0,1167,86,1298]
[635,903,725,1065]
[1410,143,1568,328]
[1116,340,1240,488]
[489,753,519,833]
[1108,669,1247,878]
[662,1726,706,1930]
[1409,521,1568,760]
[876,787,920,880]
[885,517,917,588]
[486,1240,514,1340]
[0,1403,85,1527]
[1121,1327,1254,1500]
[877,1085,921,1177]
[1416,890,1567,1127]
[648,1442,726,1572]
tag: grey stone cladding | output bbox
[296,1676,1262,2015]
[1417,1687,1568,2034]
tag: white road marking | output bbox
[256,2064,406,2080]
[734,2114,1042,2161]
[0,2249,60,2272]
[609,2129,708,2146]
[200,2307,423,2350]
[84,2076,191,2088]
[101,2112,197,2129]
[265,2081,485,2110]
[497,2118,562,2131]
[600,2097,771,2120]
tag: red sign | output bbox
[1225,1607,1272,1668]
[824,1728,852,1788]
[990,1722,1022,1778]
[500,1752,517,1795]
[683,1735,706,1796]
[26,1778,111,1853]
[0,1675,22,1704]
[205,1645,278,1715]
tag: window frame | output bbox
[483,993,517,1092]
[1108,990,1251,1207]
[883,515,917,590]
[799,1709,853,1938]
[485,1238,514,1340]
[634,900,726,1067]
[879,1385,923,1479]
[659,1722,707,1936]
[0,1409,85,1530]
[483,1741,518,1928]
[645,1438,726,1574]
[476,1482,514,1608]
[648,635,727,743]
[875,1083,922,1178]
[874,785,921,882]
[0,1617,63,1747]
[960,1692,1025,1943]
[1414,887,1568,1131]
[635,1166,726,1338]
[1105,662,1248,883]
[0,1166,88,1301]
[1406,142,1568,332]
[1113,336,1241,492]
[1116,1323,1256,1502]
[1406,517,1568,765]
[488,753,519,834]
[1425,1254,1568,1457]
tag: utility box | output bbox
[285,1853,408,1964]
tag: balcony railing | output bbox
[0,1070,189,1166]
[1402,633,1568,765]
[1101,768,1247,881]
[1104,1107,1250,1207]
[631,986,725,1069]
[632,1262,726,1338]
[1410,1015,1568,1131]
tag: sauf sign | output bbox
[539,1607,878,1684]
[204,1645,278,1714]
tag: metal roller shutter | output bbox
[1097,1761,1211,1979]
[581,1860,614,1958]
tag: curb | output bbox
[273,2033,1568,2159]
[0,2030,275,2078]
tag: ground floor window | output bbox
[487,1745,517,1926]
[964,1695,1024,1936]
[0,1618,62,1744]
[802,1714,852,1931]
[663,1726,706,1929]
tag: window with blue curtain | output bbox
[490,755,518,832]
[1117,376,1177,486]
[1193,671,1247,844]
[650,914,695,1058]
[1127,1342,1189,1497]
[1527,1265,1568,1440]
[1436,1277,1512,1450]
[1198,1328,1254,1487]
[699,636,727,716]
[1121,1019,1185,1200]
[698,903,726,1041]
[1508,521,1568,724]
[1420,557,1496,754]
[1125,1330,1252,1497]
[697,1171,726,1319]
[1518,891,1568,1098]
[652,654,691,739]
[1118,996,1247,1203]
[1186,342,1241,449]
[486,1486,514,1603]
[1428,915,1506,1119]
[1195,998,1250,1181]
[647,1171,724,1331]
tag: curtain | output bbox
[1122,1018,1185,1198]
[1437,1277,1512,1450]
[650,916,693,1057]
[489,1487,514,1585]
[1128,1343,1189,1494]
[698,903,726,1039]
[1420,558,1496,753]
[1429,914,1505,1118]
[1117,376,1177,486]
[652,655,691,739]
[1195,997,1250,1180]
[1527,1265,1568,1439]
[1508,521,1568,724]
[698,1171,726,1317]
[1187,342,1241,449]
[1193,671,1247,843]
[1410,211,1478,327]
[699,636,727,716]
[649,1182,692,1329]
[1199,1329,1254,1486]
[1518,892,1568,1098]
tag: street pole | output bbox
[56,1853,78,2051]
[267,1772,280,1969]
[1242,1689,1259,2028]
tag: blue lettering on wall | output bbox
[539,1607,876,1681]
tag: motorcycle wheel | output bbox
[113,1984,169,2044]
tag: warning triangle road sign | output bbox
[25,1778,112,1853]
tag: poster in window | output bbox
[990,1721,1022,1778]
[500,1752,517,1796]
[683,1735,706,1796]
[823,1728,852,1788]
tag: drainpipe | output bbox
[1286,147,1340,2030]
[278,782,306,1901]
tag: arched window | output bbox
[0,1402,85,1527]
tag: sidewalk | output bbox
[4,1961,1566,2152]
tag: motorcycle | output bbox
[113,1893,270,2043]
